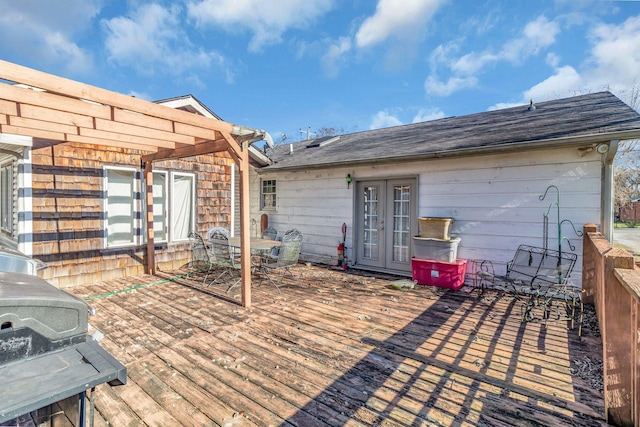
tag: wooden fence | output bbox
[582,223,640,427]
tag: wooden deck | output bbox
[69,264,606,426]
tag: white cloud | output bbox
[321,37,352,78]
[586,15,640,91]
[488,66,583,110]
[452,52,498,76]
[0,0,100,75]
[103,4,234,83]
[425,75,478,96]
[501,16,560,63]
[355,0,445,48]
[413,108,446,123]
[370,111,403,130]
[523,66,584,101]
[187,0,334,52]
[426,15,560,97]
[504,15,640,109]
[488,102,524,111]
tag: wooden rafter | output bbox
[0,60,257,307]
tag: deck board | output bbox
[72,264,606,426]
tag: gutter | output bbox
[257,129,640,173]
[231,125,273,166]
[601,140,619,242]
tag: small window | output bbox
[261,179,276,210]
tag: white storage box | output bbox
[412,236,460,262]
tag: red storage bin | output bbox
[411,258,467,290]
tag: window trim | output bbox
[260,179,277,211]
[169,171,196,243]
[150,170,168,243]
[104,166,138,248]
[0,160,14,236]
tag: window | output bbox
[105,168,195,247]
[261,179,276,210]
[106,167,136,247]
[0,162,14,235]
[152,171,167,242]
[171,172,195,242]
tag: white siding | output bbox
[250,146,602,287]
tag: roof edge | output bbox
[258,129,640,173]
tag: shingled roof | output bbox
[262,91,640,171]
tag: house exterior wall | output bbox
[250,146,602,287]
[619,200,640,222]
[30,142,232,288]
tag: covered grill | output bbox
[0,272,126,425]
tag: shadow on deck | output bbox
[71,263,605,426]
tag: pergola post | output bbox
[144,161,156,275]
[238,141,252,307]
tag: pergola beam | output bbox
[0,60,257,308]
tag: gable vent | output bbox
[306,136,340,148]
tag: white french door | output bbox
[356,178,416,273]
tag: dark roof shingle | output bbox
[263,92,640,170]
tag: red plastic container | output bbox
[411,258,467,290]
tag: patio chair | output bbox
[261,226,280,258]
[187,231,212,281]
[207,226,230,242]
[262,226,277,240]
[207,228,241,292]
[259,229,303,292]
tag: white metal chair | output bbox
[187,232,212,276]
[259,229,303,292]
[207,228,241,292]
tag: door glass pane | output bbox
[392,185,410,262]
[363,185,379,259]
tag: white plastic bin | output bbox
[412,236,460,262]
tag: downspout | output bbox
[602,140,618,242]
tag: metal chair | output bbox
[208,228,240,292]
[262,226,277,240]
[259,229,303,292]
[207,226,230,242]
[261,226,279,259]
[187,231,212,281]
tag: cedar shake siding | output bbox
[31,142,233,288]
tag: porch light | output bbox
[346,174,352,189]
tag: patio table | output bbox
[228,237,281,252]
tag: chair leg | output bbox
[260,267,282,294]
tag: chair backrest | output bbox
[274,229,303,267]
[506,244,577,287]
[209,229,234,267]
[262,226,277,241]
[188,231,210,265]
[207,227,230,243]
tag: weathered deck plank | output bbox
[71,265,606,426]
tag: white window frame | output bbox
[170,171,195,242]
[151,170,168,243]
[0,160,14,235]
[261,179,276,211]
[104,166,137,248]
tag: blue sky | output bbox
[1,0,640,143]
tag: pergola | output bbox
[0,60,267,307]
